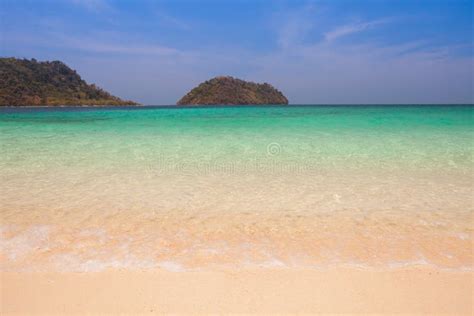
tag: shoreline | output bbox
[2,267,472,314]
[0,103,472,108]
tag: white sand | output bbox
[1,267,472,314]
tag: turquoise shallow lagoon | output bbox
[0,105,473,271]
[1,105,473,173]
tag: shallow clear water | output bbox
[0,105,473,271]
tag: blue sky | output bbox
[1,0,472,104]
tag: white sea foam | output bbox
[0,225,51,260]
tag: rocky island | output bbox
[177,76,288,105]
[0,58,138,106]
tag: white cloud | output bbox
[247,38,472,104]
[271,2,317,50]
[62,37,182,56]
[324,19,391,42]
[5,29,183,57]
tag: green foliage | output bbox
[177,76,288,105]
[0,58,138,106]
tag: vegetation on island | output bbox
[177,76,288,105]
[0,58,138,106]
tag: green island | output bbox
[177,76,288,105]
[0,58,138,106]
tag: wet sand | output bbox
[2,267,472,314]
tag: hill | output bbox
[177,76,288,105]
[0,58,138,106]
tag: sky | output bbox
[1,0,473,105]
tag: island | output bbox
[0,58,138,106]
[177,76,288,105]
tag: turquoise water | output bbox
[1,105,472,173]
[0,105,473,271]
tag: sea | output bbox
[0,105,472,272]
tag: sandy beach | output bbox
[2,267,472,314]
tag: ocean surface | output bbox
[0,105,472,272]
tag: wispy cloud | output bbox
[69,0,111,12]
[62,37,181,56]
[272,2,317,50]
[324,19,391,42]
[248,38,472,104]
[155,11,191,30]
[1,29,183,57]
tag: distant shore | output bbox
[1,103,472,108]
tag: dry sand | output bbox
[1,267,472,314]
